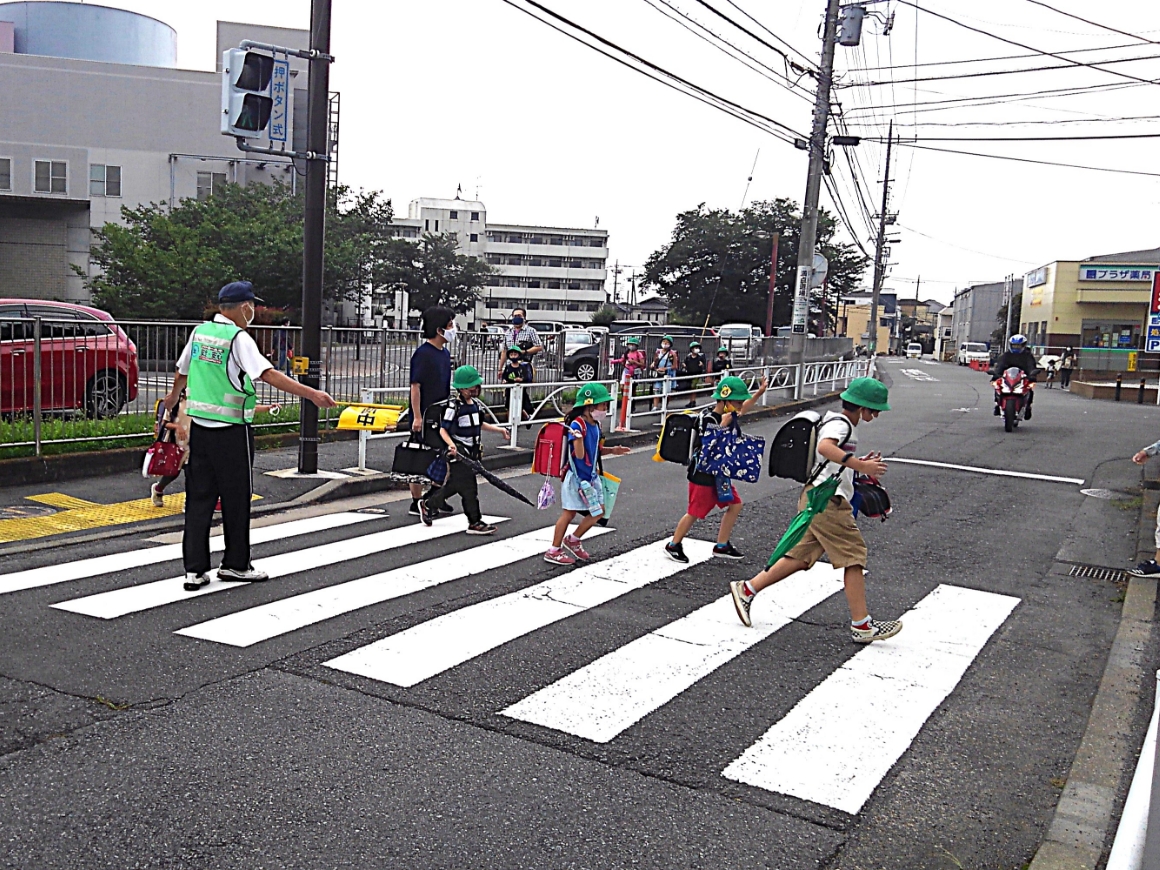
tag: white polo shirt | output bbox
[177,315,273,428]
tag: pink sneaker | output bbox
[563,535,591,561]
[544,547,575,566]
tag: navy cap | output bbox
[218,281,263,303]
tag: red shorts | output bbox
[687,481,741,519]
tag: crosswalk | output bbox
[3,509,1021,817]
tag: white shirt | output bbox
[177,314,273,428]
[814,411,857,502]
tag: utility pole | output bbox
[297,0,332,474]
[789,0,842,365]
[867,120,894,357]
[612,259,620,305]
[764,231,781,338]
[1004,273,1015,341]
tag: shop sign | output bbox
[1147,312,1160,353]
[1152,271,1160,313]
[1025,266,1048,287]
[1079,265,1156,282]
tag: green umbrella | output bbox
[765,475,842,568]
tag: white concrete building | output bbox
[385,197,609,329]
[0,2,310,301]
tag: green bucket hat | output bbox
[575,383,612,406]
[624,336,641,345]
[452,365,484,390]
[712,376,752,402]
[840,377,890,411]
[661,335,674,344]
[507,344,524,353]
[717,345,729,353]
[689,340,701,349]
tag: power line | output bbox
[846,79,1143,115]
[875,131,1160,143]
[843,50,1160,87]
[891,141,1160,177]
[638,0,814,101]
[892,114,1160,128]
[720,0,816,67]
[1018,0,1159,48]
[894,0,1159,88]
[858,40,1150,72]
[496,0,807,143]
[690,0,817,76]
[896,224,1039,266]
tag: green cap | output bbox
[452,365,484,390]
[689,340,701,348]
[712,376,751,402]
[718,346,729,353]
[507,344,523,353]
[661,335,673,344]
[840,377,890,411]
[575,382,612,406]
[624,336,641,345]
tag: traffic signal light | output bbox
[221,49,275,138]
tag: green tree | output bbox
[642,199,867,332]
[373,232,494,314]
[82,182,394,319]
[590,305,620,326]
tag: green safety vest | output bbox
[185,320,257,424]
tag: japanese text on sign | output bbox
[269,59,290,143]
[1079,265,1156,282]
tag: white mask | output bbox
[243,303,255,328]
[441,327,457,344]
[591,409,608,422]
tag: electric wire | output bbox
[690,0,817,75]
[890,141,1160,177]
[496,0,807,144]
[892,114,1160,128]
[720,0,816,67]
[846,80,1143,116]
[873,131,1160,142]
[858,40,1149,72]
[896,224,1039,265]
[1018,0,1160,48]
[844,50,1160,87]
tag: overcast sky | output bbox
[95,0,1160,305]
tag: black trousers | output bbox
[183,422,254,575]
[1060,368,1072,388]
[424,459,481,524]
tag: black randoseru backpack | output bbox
[768,410,824,482]
[658,413,698,464]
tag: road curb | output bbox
[0,391,847,558]
[1029,492,1160,870]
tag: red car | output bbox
[0,299,139,418]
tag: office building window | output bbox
[567,282,580,291]
[196,171,227,201]
[89,164,121,197]
[34,160,67,194]
[471,211,479,221]
[449,210,458,219]
[528,280,540,289]
[425,219,429,230]
[434,220,439,232]
[0,158,10,191]
[548,281,561,289]
[470,233,478,242]
[527,301,541,310]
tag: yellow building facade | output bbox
[1023,250,1158,350]
[839,303,892,353]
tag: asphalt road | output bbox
[1,358,1156,869]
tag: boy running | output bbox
[419,365,510,535]
[665,375,767,564]
[728,377,904,643]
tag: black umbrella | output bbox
[458,455,536,508]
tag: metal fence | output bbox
[0,314,862,456]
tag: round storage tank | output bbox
[0,1,176,67]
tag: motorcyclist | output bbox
[990,334,1039,419]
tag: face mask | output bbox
[692,348,701,354]
[591,409,608,422]
[512,316,524,326]
[441,327,457,344]
[661,344,671,351]
[243,303,255,327]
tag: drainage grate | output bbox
[1068,564,1130,583]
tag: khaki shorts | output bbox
[785,487,868,570]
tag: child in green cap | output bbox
[420,365,510,535]
[729,376,904,643]
[665,374,767,564]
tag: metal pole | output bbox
[297,0,332,474]
[790,0,842,367]
[867,120,894,358]
[1004,274,1015,343]
[764,232,780,338]
[32,318,41,457]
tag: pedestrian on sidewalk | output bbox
[728,377,904,643]
[682,340,707,407]
[1060,347,1076,390]
[419,365,511,535]
[164,281,336,592]
[544,383,630,565]
[651,336,680,411]
[407,306,457,518]
[499,309,543,381]
[665,375,768,565]
[712,346,733,381]
[501,344,535,420]
[1130,442,1160,576]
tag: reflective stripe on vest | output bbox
[185,321,257,424]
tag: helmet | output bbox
[1009,334,1027,351]
[713,376,752,402]
[451,365,484,390]
[689,340,701,349]
[718,346,729,353]
[575,383,612,406]
[840,377,890,411]
[624,336,641,346]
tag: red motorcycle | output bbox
[995,366,1032,432]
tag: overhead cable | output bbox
[890,141,1160,177]
[691,0,817,76]
[858,40,1150,72]
[844,50,1160,87]
[720,0,817,67]
[873,131,1160,142]
[1018,0,1160,48]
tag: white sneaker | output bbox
[183,572,210,591]
[150,483,164,507]
[217,566,269,582]
[851,618,903,643]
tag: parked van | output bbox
[956,341,990,366]
[716,323,763,363]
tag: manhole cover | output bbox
[1068,564,1130,583]
[1080,488,1130,501]
[0,504,56,520]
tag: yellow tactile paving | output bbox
[0,492,260,544]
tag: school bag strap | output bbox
[805,416,854,486]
